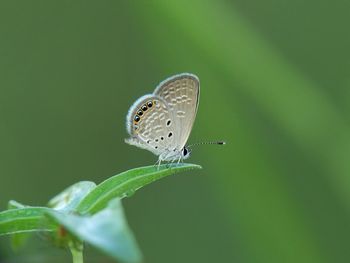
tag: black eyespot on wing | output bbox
[147,140,151,143]
[137,110,143,116]
[155,138,159,142]
[155,146,158,149]
[166,120,171,126]
[147,101,153,107]
[134,115,140,122]
[168,132,173,137]
[161,137,164,140]
[141,104,148,111]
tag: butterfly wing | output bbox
[153,73,200,150]
[125,94,176,156]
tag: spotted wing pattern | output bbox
[125,94,176,156]
[153,73,200,150]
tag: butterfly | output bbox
[125,73,200,164]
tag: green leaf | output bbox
[0,207,56,236]
[46,199,142,263]
[48,181,96,212]
[7,200,33,249]
[76,163,201,214]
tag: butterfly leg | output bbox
[160,152,174,169]
[167,158,177,168]
[165,161,171,169]
[154,158,162,170]
[176,156,182,165]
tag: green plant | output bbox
[0,163,201,263]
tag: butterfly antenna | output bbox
[187,141,226,149]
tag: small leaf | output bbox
[46,199,142,263]
[77,163,201,214]
[0,207,56,236]
[48,181,96,212]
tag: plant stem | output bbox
[70,245,84,263]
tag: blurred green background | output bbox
[1,1,350,262]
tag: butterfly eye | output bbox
[183,147,188,156]
[141,104,148,111]
[147,101,153,107]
